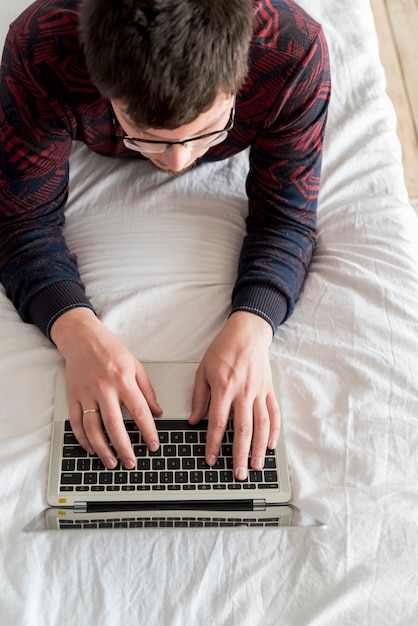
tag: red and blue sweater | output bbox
[0,0,331,338]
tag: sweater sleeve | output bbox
[0,12,95,339]
[231,26,331,331]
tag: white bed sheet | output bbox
[1,1,418,624]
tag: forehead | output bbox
[113,94,232,138]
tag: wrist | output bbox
[50,307,99,355]
[227,310,273,347]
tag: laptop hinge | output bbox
[73,499,265,514]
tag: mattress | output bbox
[1,1,417,624]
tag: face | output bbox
[111,93,234,176]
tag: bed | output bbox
[1,0,417,624]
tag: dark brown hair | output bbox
[79,0,254,129]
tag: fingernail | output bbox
[105,457,117,469]
[149,441,159,452]
[123,459,136,469]
[236,467,247,481]
[207,454,216,467]
[253,457,263,470]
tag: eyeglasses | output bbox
[114,105,235,154]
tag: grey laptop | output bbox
[43,361,320,530]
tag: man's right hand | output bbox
[50,308,162,469]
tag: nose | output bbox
[157,143,196,172]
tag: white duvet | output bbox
[1,1,418,625]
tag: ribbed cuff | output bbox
[230,284,288,334]
[28,281,96,340]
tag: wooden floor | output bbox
[370,0,418,214]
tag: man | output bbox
[0,0,331,479]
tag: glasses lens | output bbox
[194,131,229,150]
[123,138,166,153]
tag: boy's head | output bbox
[79,0,254,130]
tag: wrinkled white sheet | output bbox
[1,1,418,624]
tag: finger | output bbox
[250,396,270,470]
[86,395,136,470]
[124,395,160,453]
[266,391,281,450]
[135,362,163,417]
[205,391,231,467]
[232,399,253,481]
[68,398,95,456]
[189,364,210,424]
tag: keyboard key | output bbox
[221,444,232,457]
[265,457,277,468]
[190,471,203,483]
[128,432,140,444]
[162,445,176,457]
[99,473,113,485]
[171,432,183,444]
[193,444,205,457]
[92,458,106,470]
[63,446,87,458]
[115,472,128,484]
[84,472,98,485]
[61,472,82,484]
[129,471,143,484]
[62,459,75,472]
[77,459,91,471]
[152,458,166,471]
[182,458,195,470]
[175,471,188,484]
[205,470,218,483]
[64,433,78,444]
[167,458,180,470]
[160,472,174,484]
[264,470,278,482]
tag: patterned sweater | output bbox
[0,0,331,338]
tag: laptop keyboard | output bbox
[59,419,279,493]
